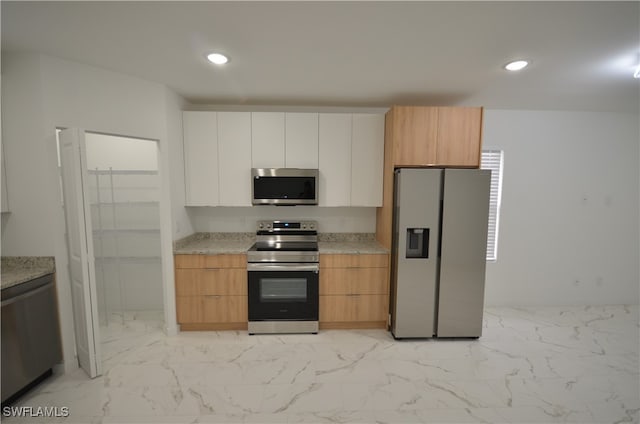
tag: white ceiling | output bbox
[2,1,639,113]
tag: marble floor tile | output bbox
[102,417,200,424]
[339,381,434,412]
[3,305,638,424]
[261,382,344,414]
[288,410,376,423]
[314,359,389,384]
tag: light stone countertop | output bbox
[318,240,388,254]
[1,257,56,290]
[317,233,389,254]
[173,233,389,255]
[173,233,255,255]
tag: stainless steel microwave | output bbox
[251,168,318,205]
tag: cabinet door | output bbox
[176,295,248,323]
[175,269,247,296]
[391,106,438,166]
[182,112,218,206]
[351,114,384,206]
[320,268,388,295]
[251,112,285,168]
[202,296,248,323]
[218,112,252,206]
[320,295,388,322]
[436,107,482,167]
[174,254,247,269]
[285,113,319,168]
[318,113,351,206]
[176,296,200,323]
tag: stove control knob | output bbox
[266,224,272,229]
[309,224,315,230]
[258,223,264,229]
[302,224,307,229]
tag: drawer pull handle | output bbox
[205,295,222,299]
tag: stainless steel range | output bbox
[247,220,319,335]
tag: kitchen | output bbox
[1,2,639,423]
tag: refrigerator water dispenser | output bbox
[406,228,429,258]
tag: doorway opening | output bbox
[57,130,165,372]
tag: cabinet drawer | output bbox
[174,254,246,269]
[320,254,388,268]
[175,268,247,296]
[176,295,248,324]
[319,294,388,322]
[320,267,388,295]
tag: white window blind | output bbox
[481,150,504,261]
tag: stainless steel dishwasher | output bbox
[1,273,62,404]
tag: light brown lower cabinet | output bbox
[320,295,388,326]
[174,254,247,331]
[319,253,390,330]
[174,252,390,331]
[176,296,247,330]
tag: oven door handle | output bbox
[247,263,319,272]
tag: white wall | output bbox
[85,133,158,171]
[1,54,51,255]
[188,206,376,233]
[483,109,639,306]
[1,52,189,372]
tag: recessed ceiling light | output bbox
[504,60,529,71]
[207,53,229,65]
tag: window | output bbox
[481,150,504,261]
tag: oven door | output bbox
[247,263,319,321]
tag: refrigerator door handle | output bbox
[406,228,429,258]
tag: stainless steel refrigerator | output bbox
[390,168,491,338]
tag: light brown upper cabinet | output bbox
[436,107,483,167]
[387,106,483,168]
[376,105,483,249]
[389,106,438,166]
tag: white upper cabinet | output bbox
[251,112,285,169]
[182,110,384,208]
[351,114,384,207]
[318,113,384,207]
[319,114,352,207]
[285,113,319,168]
[182,112,219,206]
[218,112,252,206]
[250,112,319,169]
